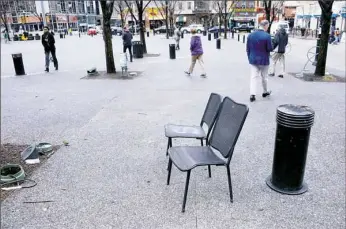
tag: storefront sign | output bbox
[234,8,256,13]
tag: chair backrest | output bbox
[209,97,249,159]
[200,93,222,134]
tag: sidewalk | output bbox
[1,34,345,229]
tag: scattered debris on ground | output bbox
[0,143,60,201]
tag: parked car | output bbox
[87,28,97,36]
[208,26,229,33]
[111,26,123,36]
[181,24,205,34]
[154,26,167,34]
[232,24,254,33]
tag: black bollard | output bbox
[238,34,240,41]
[181,32,184,39]
[232,31,234,39]
[266,104,315,195]
[203,30,207,36]
[216,38,221,49]
[169,44,176,59]
[243,35,245,43]
[12,53,26,76]
[208,33,211,41]
[147,31,149,37]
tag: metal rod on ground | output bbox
[313,38,320,66]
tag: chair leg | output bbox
[226,166,233,203]
[182,170,191,213]
[208,165,211,178]
[166,137,172,156]
[167,158,173,185]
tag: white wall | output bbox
[35,1,50,14]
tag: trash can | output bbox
[35,34,40,40]
[12,53,26,76]
[208,33,211,41]
[60,33,64,39]
[132,41,143,58]
[169,44,176,59]
[266,104,315,195]
[216,38,221,49]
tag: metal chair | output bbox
[164,93,222,177]
[167,97,249,212]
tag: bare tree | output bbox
[154,0,169,39]
[100,1,116,73]
[114,1,129,28]
[314,0,334,77]
[0,0,11,41]
[125,0,152,54]
[263,0,284,34]
[154,0,179,39]
[213,0,238,39]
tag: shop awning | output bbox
[176,16,186,23]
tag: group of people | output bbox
[41,21,290,103]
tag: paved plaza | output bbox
[1,33,345,228]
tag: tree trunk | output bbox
[314,1,334,77]
[218,14,222,37]
[165,1,169,39]
[264,0,272,34]
[100,2,116,73]
[138,10,147,54]
[223,0,227,39]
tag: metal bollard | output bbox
[232,31,234,39]
[216,38,221,49]
[169,44,176,59]
[238,34,240,41]
[243,35,245,43]
[12,53,26,76]
[266,104,315,195]
[208,33,211,41]
[181,32,184,39]
[147,31,149,37]
[313,39,320,66]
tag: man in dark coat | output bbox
[122,27,133,62]
[42,26,58,72]
[246,20,273,102]
[269,26,288,78]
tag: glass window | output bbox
[188,2,192,10]
[179,2,182,10]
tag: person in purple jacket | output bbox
[247,20,273,102]
[185,29,206,77]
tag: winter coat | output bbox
[122,31,133,46]
[272,28,288,53]
[41,32,56,52]
[190,35,203,56]
[246,29,273,65]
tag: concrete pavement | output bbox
[1,33,345,229]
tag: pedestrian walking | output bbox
[334,28,340,44]
[122,27,133,62]
[246,20,273,102]
[42,26,58,72]
[174,26,182,50]
[184,29,206,78]
[3,31,9,43]
[269,26,288,78]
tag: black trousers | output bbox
[123,45,133,61]
[45,48,58,69]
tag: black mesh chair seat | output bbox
[168,146,226,171]
[165,124,206,139]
